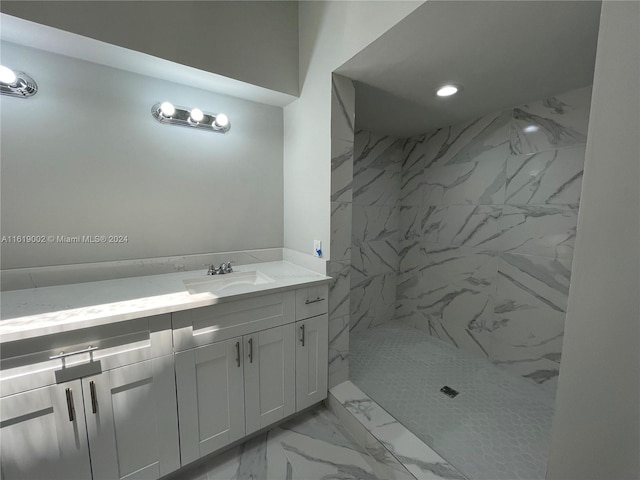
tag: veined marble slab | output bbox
[172,406,409,480]
[329,381,467,480]
[510,86,592,155]
[506,146,586,205]
[0,261,330,342]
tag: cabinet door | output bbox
[175,338,245,465]
[295,314,329,411]
[244,323,295,435]
[0,381,92,480]
[83,355,180,480]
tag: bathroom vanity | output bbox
[0,262,330,480]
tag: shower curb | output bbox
[327,381,468,480]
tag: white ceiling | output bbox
[0,13,298,108]
[337,1,602,137]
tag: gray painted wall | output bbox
[1,42,284,269]
[0,1,299,96]
[284,1,422,260]
[546,2,640,479]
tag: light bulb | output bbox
[436,85,459,97]
[214,113,229,128]
[190,108,204,123]
[159,101,175,117]
[0,65,17,85]
[524,125,540,133]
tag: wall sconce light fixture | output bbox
[0,65,38,98]
[151,102,230,133]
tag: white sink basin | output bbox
[183,271,274,295]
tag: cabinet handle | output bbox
[300,324,305,347]
[89,381,98,414]
[65,388,75,422]
[235,341,241,367]
[304,297,324,305]
[50,345,98,360]
[248,338,253,363]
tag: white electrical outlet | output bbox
[313,240,322,257]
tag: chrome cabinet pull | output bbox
[304,297,324,305]
[50,345,98,360]
[65,388,75,422]
[235,341,241,367]
[300,324,305,347]
[248,338,253,363]
[89,381,98,414]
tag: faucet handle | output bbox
[203,264,216,275]
[222,261,233,273]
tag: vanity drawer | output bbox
[0,314,172,397]
[172,291,295,352]
[295,285,328,320]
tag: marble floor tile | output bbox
[171,406,401,480]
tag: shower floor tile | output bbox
[350,324,556,480]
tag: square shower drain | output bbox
[440,386,459,398]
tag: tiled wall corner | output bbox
[331,74,356,142]
[329,74,356,388]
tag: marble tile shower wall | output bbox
[397,86,592,391]
[350,131,403,333]
[328,74,356,388]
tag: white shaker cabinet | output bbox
[175,337,246,466]
[295,314,329,411]
[173,290,297,465]
[0,381,92,480]
[244,323,296,435]
[83,355,180,480]
[0,314,178,480]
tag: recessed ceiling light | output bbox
[523,125,540,133]
[436,84,461,97]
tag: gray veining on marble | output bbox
[493,204,578,258]
[330,202,352,263]
[330,381,467,480]
[350,271,396,333]
[510,86,592,155]
[348,85,590,387]
[332,139,355,203]
[169,406,407,480]
[331,74,356,142]
[422,148,508,206]
[328,313,350,389]
[506,146,586,205]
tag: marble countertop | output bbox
[0,261,330,343]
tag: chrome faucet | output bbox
[205,262,233,275]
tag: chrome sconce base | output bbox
[0,71,38,98]
[151,103,230,133]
